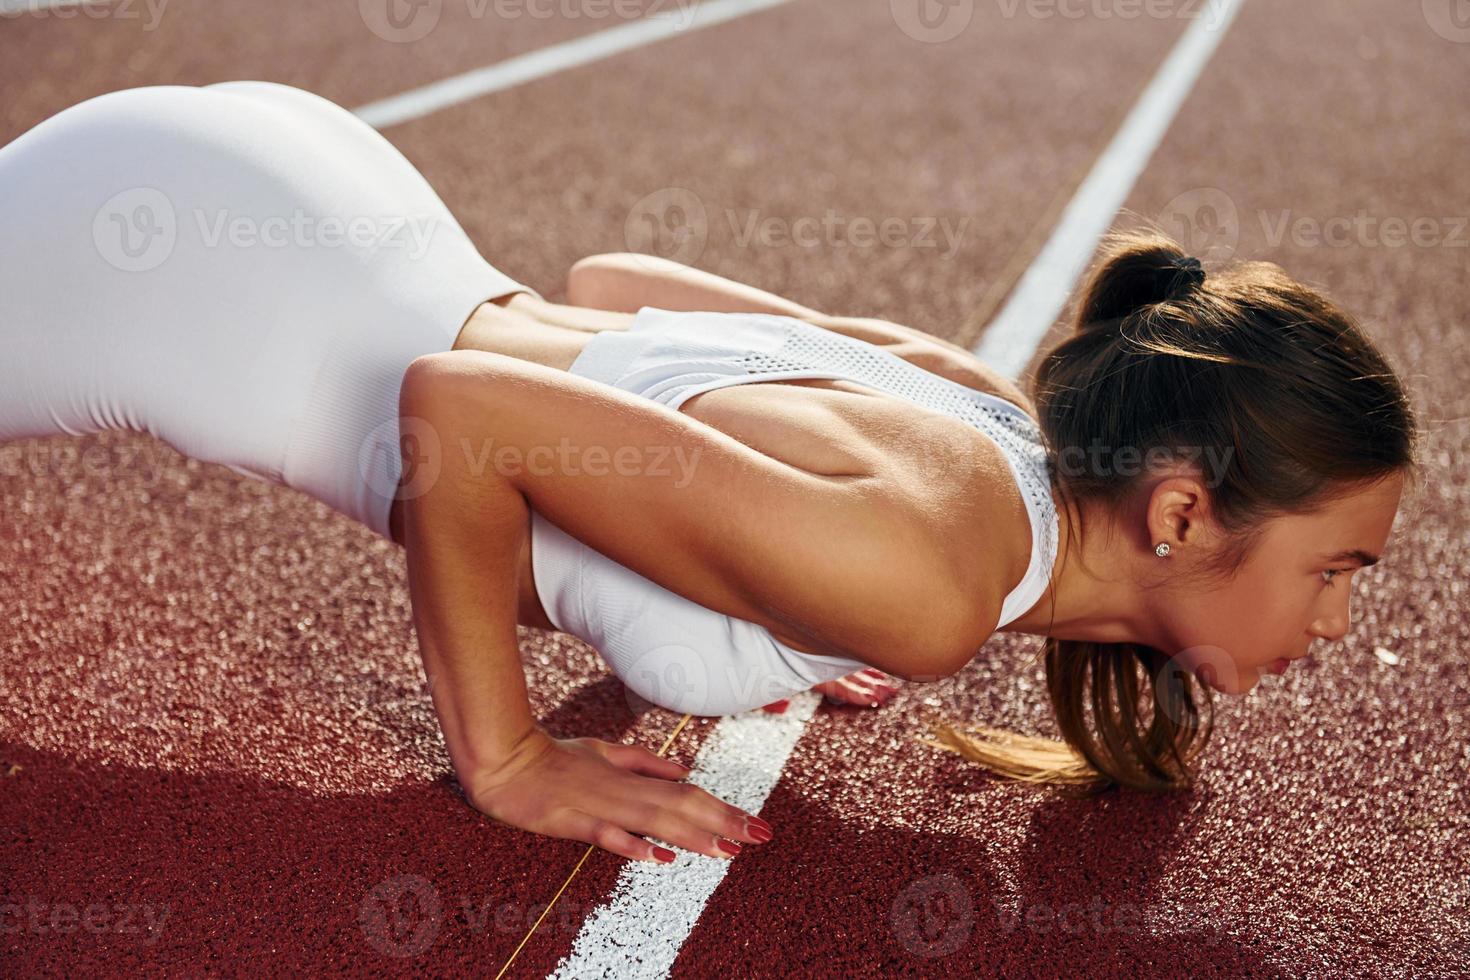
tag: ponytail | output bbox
[926,225,1421,795]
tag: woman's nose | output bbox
[1309,605,1351,643]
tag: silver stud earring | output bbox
[1155,542,1171,557]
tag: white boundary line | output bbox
[553,2,1247,976]
[550,695,819,980]
[972,0,1247,378]
[353,0,797,130]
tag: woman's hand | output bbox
[464,729,774,863]
[761,668,902,713]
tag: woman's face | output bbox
[1166,472,1406,695]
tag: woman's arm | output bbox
[565,253,1037,416]
[566,252,823,319]
[400,349,988,676]
[398,367,776,863]
[396,350,990,858]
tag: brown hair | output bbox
[926,225,1423,796]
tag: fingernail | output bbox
[716,838,742,857]
[761,699,790,714]
[746,815,773,834]
[652,846,677,863]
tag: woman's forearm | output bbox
[566,253,824,319]
[398,366,541,782]
[566,253,978,359]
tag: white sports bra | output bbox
[530,307,1059,717]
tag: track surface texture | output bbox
[2,0,1467,976]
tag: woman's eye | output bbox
[1321,568,1344,587]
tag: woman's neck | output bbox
[995,493,1172,650]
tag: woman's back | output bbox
[524,307,1060,715]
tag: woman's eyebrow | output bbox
[1321,549,1380,567]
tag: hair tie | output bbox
[1170,255,1205,296]
[1170,254,1206,291]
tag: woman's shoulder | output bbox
[801,314,1040,421]
[866,403,1036,658]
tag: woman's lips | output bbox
[1267,658,1290,675]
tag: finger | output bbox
[627,811,740,861]
[848,677,900,702]
[812,680,844,699]
[861,668,891,682]
[571,813,679,865]
[607,743,692,781]
[832,677,879,704]
[654,781,774,845]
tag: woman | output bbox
[0,82,1422,866]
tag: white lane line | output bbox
[353,0,797,129]
[552,3,1246,977]
[971,0,1247,379]
[550,694,818,979]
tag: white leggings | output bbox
[0,81,538,538]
